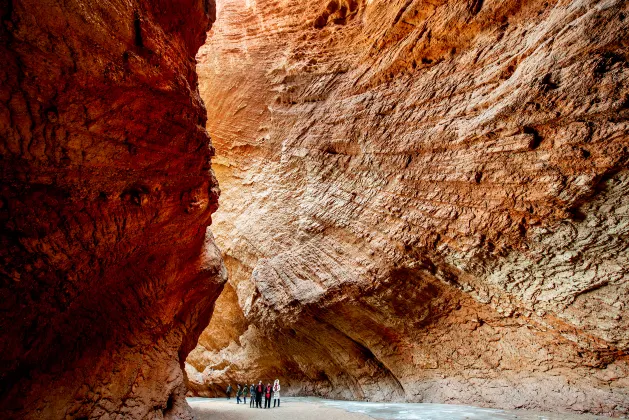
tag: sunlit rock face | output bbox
[0,0,226,419]
[189,0,629,415]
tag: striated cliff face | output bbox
[188,0,629,416]
[0,0,225,419]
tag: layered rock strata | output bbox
[0,0,225,418]
[188,0,629,416]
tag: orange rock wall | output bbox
[0,1,225,418]
[189,0,629,416]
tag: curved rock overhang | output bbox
[188,0,629,416]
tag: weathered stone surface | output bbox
[0,0,225,418]
[189,0,629,416]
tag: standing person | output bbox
[250,383,256,408]
[226,384,232,400]
[255,381,264,408]
[264,382,272,408]
[243,384,248,405]
[273,379,281,407]
[236,384,242,404]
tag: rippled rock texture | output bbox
[0,0,225,418]
[188,0,629,416]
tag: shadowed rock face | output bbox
[0,0,225,419]
[188,0,629,416]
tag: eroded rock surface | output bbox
[188,0,629,416]
[0,0,225,418]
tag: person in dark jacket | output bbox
[243,384,248,404]
[250,384,256,407]
[226,384,232,400]
[255,381,264,408]
[236,384,242,404]
[249,383,255,407]
[264,382,272,408]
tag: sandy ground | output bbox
[189,398,374,420]
[189,397,609,420]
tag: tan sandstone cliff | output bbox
[188,0,629,416]
[0,1,225,418]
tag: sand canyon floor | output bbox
[188,398,610,420]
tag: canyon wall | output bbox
[0,1,225,419]
[188,0,629,416]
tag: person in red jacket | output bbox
[264,382,272,408]
[255,381,264,408]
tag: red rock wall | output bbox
[0,1,225,418]
[189,0,629,416]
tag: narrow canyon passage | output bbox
[1,0,628,419]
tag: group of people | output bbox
[225,380,281,408]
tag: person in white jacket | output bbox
[272,379,281,407]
